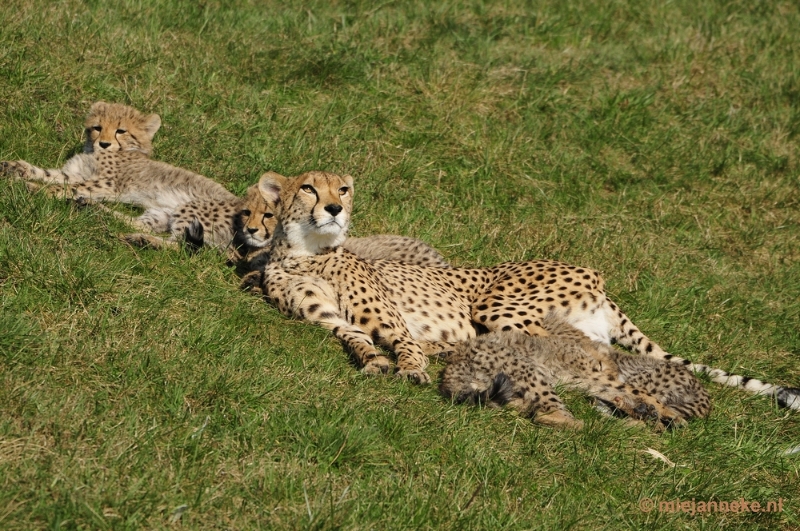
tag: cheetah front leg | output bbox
[262,269,392,375]
[349,299,432,384]
[351,316,431,383]
[0,160,73,184]
[1,154,95,186]
[391,340,432,384]
[94,205,186,251]
[121,233,180,250]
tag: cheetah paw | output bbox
[74,196,93,208]
[121,233,156,248]
[658,415,687,431]
[0,161,17,178]
[395,369,431,385]
[632,403,658,421]
[362,356,391,376]
[1,161,33,180]
[239,271,265,295]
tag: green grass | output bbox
[1,0,799,528]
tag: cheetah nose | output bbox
[99,142,111,149]
[247,227,258,234]
[324,204,343,216]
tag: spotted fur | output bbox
[257,171,800,408]
[237,179,449,290]
[122,172,278,254]
[0,102,246,252]
[440,316,710,429]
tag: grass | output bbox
[1,0,799,528]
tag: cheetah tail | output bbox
[607,301,800,410]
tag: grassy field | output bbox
[1,0,799,529]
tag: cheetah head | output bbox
[83,101,161,155]
[258,170,353,256]
[234,174,279,249]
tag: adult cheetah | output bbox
[255,170,800,410]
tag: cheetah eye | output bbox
[241,209,251,217]
[116,129,127,134]
[263,212,274,219]
[300,184,315,194]
[92,126,102,132]
[338,186,349,196]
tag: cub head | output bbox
[234,175,279,250]
[83,101,161,155]
[258,170,353,256]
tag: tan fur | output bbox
[122,174,277,253]
[0,102,240,251]
[238,181,448,281]
[251,171,440,383]
[343,235,450,268]
[439,316,710,430]
[254,171,800,409]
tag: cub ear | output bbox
[143,113,161,138]
[258,171,287,205]
[89,101,108,115]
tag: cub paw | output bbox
[0,161,21,178]
[362,356,391,375]
[25,182,44,193]
[395,369,431,385]
[631,402,658,421]
[1,161,35,180]
[74,196,92,208]
[121,233,158,248]
[183,219,204,251]
[535,410,584,430]
[239,271,265,295]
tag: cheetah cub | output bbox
[440,316,710,430]
[258,171,800,408]
[122,172,278,254]
[0,101,248,252]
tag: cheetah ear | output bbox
[258,171,287,205]
[343,174,354,192]
[142,113,161,139]
[89,101,108,114]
